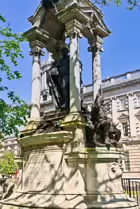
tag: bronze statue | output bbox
[47,47,69,111]
[83,87,121,147]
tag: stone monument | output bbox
[0,0,138,208]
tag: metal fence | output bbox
[122,178,140,206]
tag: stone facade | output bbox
[40,66,140,175]
[0,137,20,157]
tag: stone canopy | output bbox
[24,0,111,56]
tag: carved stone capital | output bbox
[88,35,104,53]
[65,20,83,39]
[65,29,83,39]
[30,40,45,56]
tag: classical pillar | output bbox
[128,93,136,137]
[66,24,82,113]
[88,36,103,101]
[41,72,45,91]
[30,40,45,121]
[112,97,118,124]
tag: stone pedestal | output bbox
[0,131,138,209]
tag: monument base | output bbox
[1,196,138,209]
[0,131,138,209]
[1,192,138,209]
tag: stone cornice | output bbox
[57,3,89,24]
[65,147,124,161]
[19,131,73,148]
[23,26,61,55]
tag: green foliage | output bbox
[0,151,18,176]
[0,14,30,137]
[93,0,138,9]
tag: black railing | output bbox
[122,178,140,205]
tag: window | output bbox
[7,146,11,151]
[14,145,18,150]
[135,116,140,136]
[120,98,126,110]
[122,122,129,136]
[124,152,130,171]
[137,95,140,107]
[8,140,11,145]
[14,150,18,156]
[117,96,128,111]
[133,93,140,108]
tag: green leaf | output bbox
[0,14,6,22]
[0,14,29,137]
[0,59,5,65]
[14,71,22,79]
[0,151,19,176]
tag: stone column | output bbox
[30,40,45,122]
[112,97,118,123]
[42,72,45,91]
[128,93,136,137]
[66,22,82,113]
[88,36,103,100]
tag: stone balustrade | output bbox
[102,69,140,87]
[83,69,140,94]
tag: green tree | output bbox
[92,0,138,9]
[0,14,30,137]
[0,151,18,176]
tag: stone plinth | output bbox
[1,133,138,208]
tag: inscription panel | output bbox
[23,148,64,191]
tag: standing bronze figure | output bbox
[47,47,70,111]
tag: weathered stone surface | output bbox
[1,143,138,208]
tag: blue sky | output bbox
[1,0,140,104]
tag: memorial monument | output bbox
[0,0,138,208]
